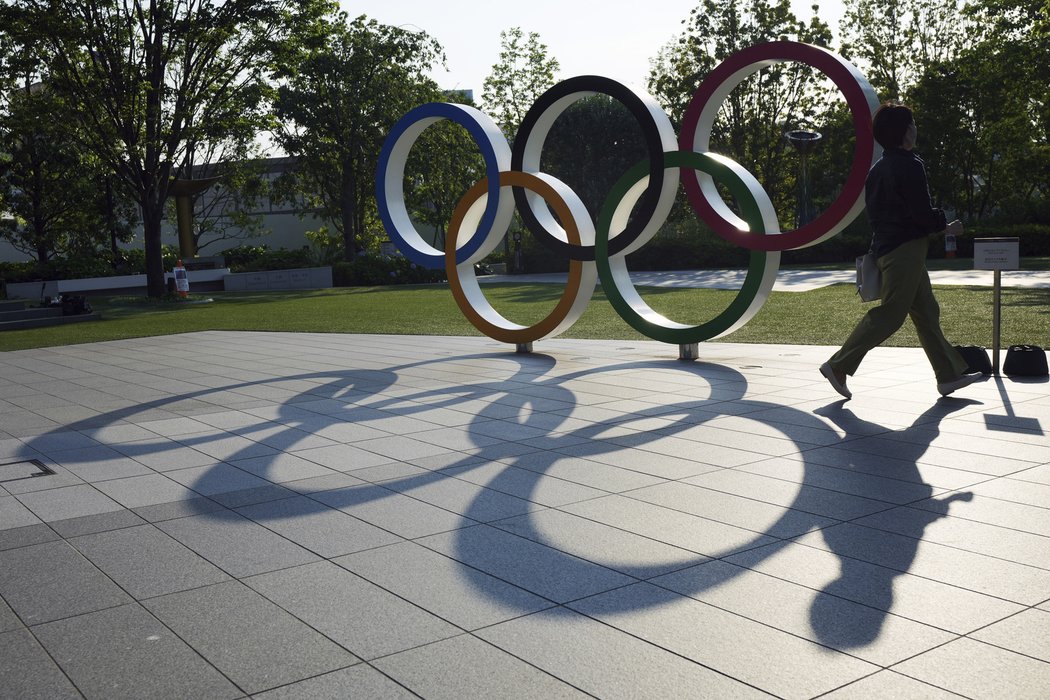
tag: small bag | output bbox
[953,345,993,375]
[856,252,881,302]
[1003,345,1049,377]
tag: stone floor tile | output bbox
[1012,463,1050,486]
[0,597,20,633]
[438,461,606,507]
[33,603,241,699]
[19,429,100,455]
[801,445,990,491]
[504,450,664,492]
[157,509,318,578]
[311,483,469,538]
[251,664,412,699]
[144,580,356,694]
[0,522,60,551]
[335,541,553,629]
[208,483,296,508]
[569,582,877,698]
[409,426,504,452]
[821,670,962,699]
[383,471,542,523]
[342,461,429,483]
[563,493,774,558]
[857,506,1050,569]
[49,508,147,538]
[727,540,1025,635]
[0,540,131,624]
[228,452,338,483]
[93,473,202,509]
[293,443,396,471]
[492,509,706,579]
[970,608,1050,662]
[417,524,635,603]
[47,445,154,482]
[375,633,587,699]
[282,472,367,494]
[555,441,720,480]
[910,492,1050,538]
[71,523,230,599]
[892,637,1050,699]
[793,523,1050,606]
[737,456,950,505]
[132,495,225,522]
[136,416,218,437]
[969,477,1050,509]
[0,494,42,530]
[631,480,836,539]
[653,559,953,666]
[236,495,401,557]
[685,466,892,521]
[0,628,82,699]
[478,606,774,699]
[838,434,1040,477]
[164,462,272,496]
[176,432,279,462]
[15,483,124,523]
[245,561,460,660]
[350,435,455,462]
[113,438,218,471]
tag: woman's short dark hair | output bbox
[872,102,914,149]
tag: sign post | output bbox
[973,237,1020,374]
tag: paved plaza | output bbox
[2,331,1049,698]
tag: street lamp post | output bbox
[784,130,822,227]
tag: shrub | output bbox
[332,254,446,286]
[222,246,314,272]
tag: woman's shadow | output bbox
[807,399,976,648]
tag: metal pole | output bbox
[992,269,1002,375]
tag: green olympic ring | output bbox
[596,150,780,345]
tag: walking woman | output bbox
[820,102,983,400]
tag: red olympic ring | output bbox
[680,41,879,251]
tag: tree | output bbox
[404,103,486,251]
[179,155,270,256]
[271,12,444,259]
[647,0,833,227]
[542,95,649,220]
[8,0,296,296]
[0,82,107,261]
[0,8,137,264]
[908,0,1049,220]
[481,28,560,137]
[838,0,970,100]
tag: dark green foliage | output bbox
[219,246,314,273]
[332,255,446,286]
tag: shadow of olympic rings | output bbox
[24,350,972,650]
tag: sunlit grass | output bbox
[3,279,1046,352]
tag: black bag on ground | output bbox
[954,345,993,375]
[1003,345,1049,377]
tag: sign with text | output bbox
[974,237,1019,271]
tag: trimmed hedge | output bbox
[0,247,179,283]
[332,254,446,286]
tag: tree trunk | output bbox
[141,191,167,298]
[341,167,357,260]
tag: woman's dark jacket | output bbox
[865,147,947,259]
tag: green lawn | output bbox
[3,277,1047,352]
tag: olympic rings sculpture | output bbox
[376,41,880,349]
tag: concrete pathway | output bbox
[483,268,1050,292]
[2,332,1049,698]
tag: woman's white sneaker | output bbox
[937,372,984,396]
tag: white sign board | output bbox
[974,237,1019,271]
